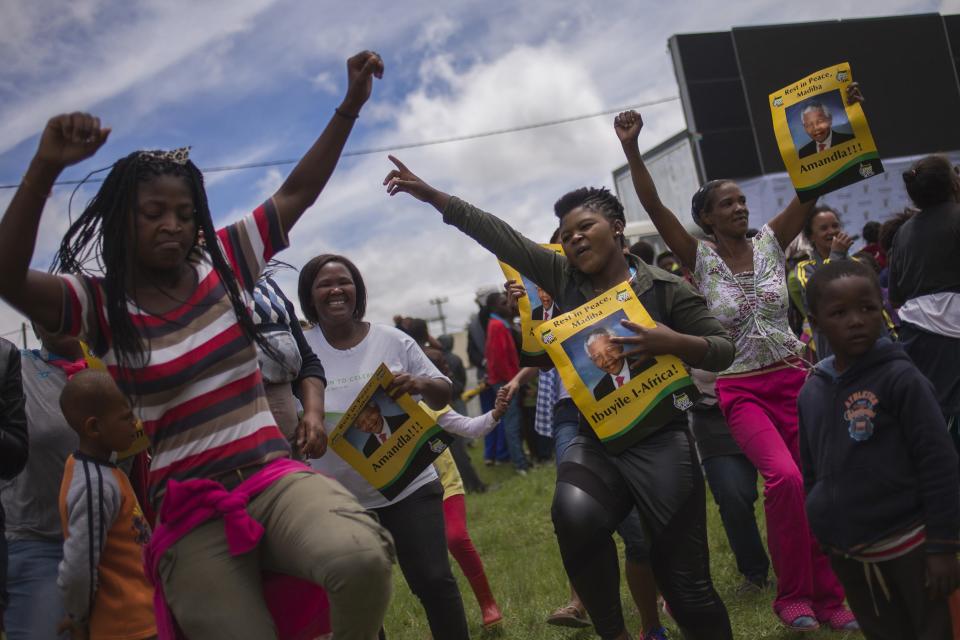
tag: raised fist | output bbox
[614,110,644,143]
[36,113,110,169]
[341,50,385,114]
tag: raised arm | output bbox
[0,114,110,332]
[272,51,384,234]
[767,196,817,250]
[615,111,698,268]
[384,156,568,296]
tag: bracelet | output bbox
[20,175,50,199]
[334,107,359,120]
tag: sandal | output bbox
[777,602,820,631]
[817,607,859,631]
[546,603,590,628]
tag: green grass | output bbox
[383,444,864,639]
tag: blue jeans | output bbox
[6,539,66,640]
[552,398,580,463]
[483,423,509,462]
[492,383,529,471]
[615,508,649,565]
[702,454,770,582]
[481,387,509,462]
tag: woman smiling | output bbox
[297,253,470,640]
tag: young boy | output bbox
[799,260,960,640]
[57,370,156,640]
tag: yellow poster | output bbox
[538,282,697,453]
[498,244,563,358]
[769,62,883,202]
[329,363,453,500]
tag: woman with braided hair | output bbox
[0,51,394,640]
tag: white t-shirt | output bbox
[303,323,450,509]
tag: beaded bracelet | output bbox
[335,107,359,120]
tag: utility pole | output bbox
[428,296,449,336]
[21,322,27,349]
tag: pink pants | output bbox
[716,365,845,615]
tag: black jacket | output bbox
[0,339,27,480]
[888,201,960,307]
[799,338,960,553]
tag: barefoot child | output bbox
[57,370,156,640]
[799,260,960,639]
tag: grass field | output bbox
[382,444,863,640]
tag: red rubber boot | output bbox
[467,571,503,628]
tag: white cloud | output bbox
[311,71,339,95]
[275,42,637,332]
[0,0,944,342]
[414,16,459,51]
[0,0,278,155]
[202,141,283,188]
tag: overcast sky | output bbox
[0,0,954,348]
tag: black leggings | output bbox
[552,428,732,640]
[373,480,469,640]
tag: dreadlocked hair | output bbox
[52,150,275,391]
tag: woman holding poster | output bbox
[615,105,858,632]
[297,253,472,640]
[384,159,736,640]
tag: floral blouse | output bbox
[693,225,803,375]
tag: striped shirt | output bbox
[845,524,926,563]
[58,200,291,506]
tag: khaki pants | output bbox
[159,472,394,640]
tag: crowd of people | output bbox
[0,49,956,640]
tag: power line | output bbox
[0,96,678,190]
